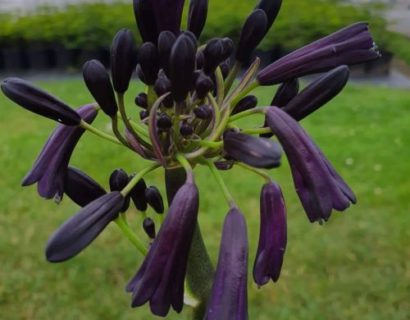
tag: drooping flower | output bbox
[22,104,98,201]
[205,207,248,320]
[253,181,287,285]
[64,166,106,207]
[265,107,356,222]
[258,22,380,85]
[126,174,199,316]
[46,191,124,262]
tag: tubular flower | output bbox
[126,174,199,316]
[22,104,98,201]
[253,181,287,285]
[265,107,356,222]
[258,22,380,85]
[205,207,248,320]
[1,1,378,319]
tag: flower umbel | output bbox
[1,0,378,318]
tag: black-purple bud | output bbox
[1,77,81,126]
[169,34,196,102]
[214,160,235,171]
[221,38,234,59]
[232,95,258,115]
[236,9,268,63]
[136,64,147,83]
[138,42,159,85]
[180,123,194,136]
[196,51,205,69]
[129,177,148,212]
[271,78,300,107]
[82,60,118,117]
[140,110,149,120]
[154,76,172,96]
[203,39,225,75]
[220,60,231,79]
[145,186,164,214]
[111,29,137,94]
[256,0,282,34]
[133,0,158,43]
[143,217,156,239]
[195,72,214,99]
[223,131,282,169]
[135,92,148,109]
[283,65,350,121]
[194,105,212,119]
[188,0,209,39]
[183,31,198,47]
[157,113,172,130]
[109,169,130,212]
[64,167,106,207]
[158,31,176,76]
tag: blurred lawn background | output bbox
[0,79,409,319]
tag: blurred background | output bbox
[0,0,409,319]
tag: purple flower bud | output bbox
[64,167,106,207]
[1,77,81,126]
[157,113,172,130]
[152,0,185,35]
[126,176,199,316]
[111,29,137,94]
[283,65,350,121]
[46,192,124,263]
[236,9,268,63]
[133,0,158,43]
[232,95,258,115]
[22,104,97,201]
[195,72,214,99]
[219,60,231,79]
[258,23,380,85]
[188,0,209,39]
[109,169,131,213]
[154,75,172,96]
[135,64,147,83]
[203,38,233,75]
[145,186,164,214]
[214,160,235,171]
[265,107,356,222]
[205,207,248,319]
[194,104,212,119]
[158,31,176,76]
[180,123,194,136]
[143,217,156,239]
[82,60,118,117]
[129,177,148,211]
[271,79,299,107]
[256,0,282,34]
[139,110,149,120]
[223,131,282,169]
[253,181,287,285]
[169,34,196,102]
[138,42,160,85]
[135,92,148,109]
[196,50,205,69]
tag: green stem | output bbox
[121,163,160,196]
[111,115,130,146]
[129,119,150,139]
[195,140,223,148]
[224,61,242,95]
[205,160,235,207]
[114,214,147,255]
[236,162,272,183]
[147,85,157,108]
[230,80,259,107]
[229,106,267,123]
[80,120,122,146]
[175,153,193,175]
[215,67,225,106]
[241,127,272,135]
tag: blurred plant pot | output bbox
[53,45,77,70]
[26,44,56,70]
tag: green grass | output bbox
[0,79,409,320]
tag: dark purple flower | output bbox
[22,104,98,201]
[282,65,350,121]
[143,217,156,239]
[145,186,164,214]
[126,174,199,316]
[232,95,258,115]
[223,131,282,169]
[256,0,282,34]
[129,176,148,211]
[133,0,158,43]
[265,107,356,222]
[188,0,209,39]
[1,77,81,126]
[253,181,287,285]
[205,207,248,320]
[271,78,299,107]
[158,31,176,76]
[203,38,232,75]
[46,192,124,262]
[82,59,118,117]
[109,168,131,212]
[152,0,185,35]
[235,9,268,63]
[258,23,380,85]
[138,42,160,85]
[64,167,106,207]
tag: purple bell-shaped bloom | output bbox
[205,207,248,320]
[265,107,356,222]
[258,22,380,85]
[253,181,287,285]
[22,104,98,201]
[126,173,199,317]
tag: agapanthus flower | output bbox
[22,104,97,201]
[2,0,378,319]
